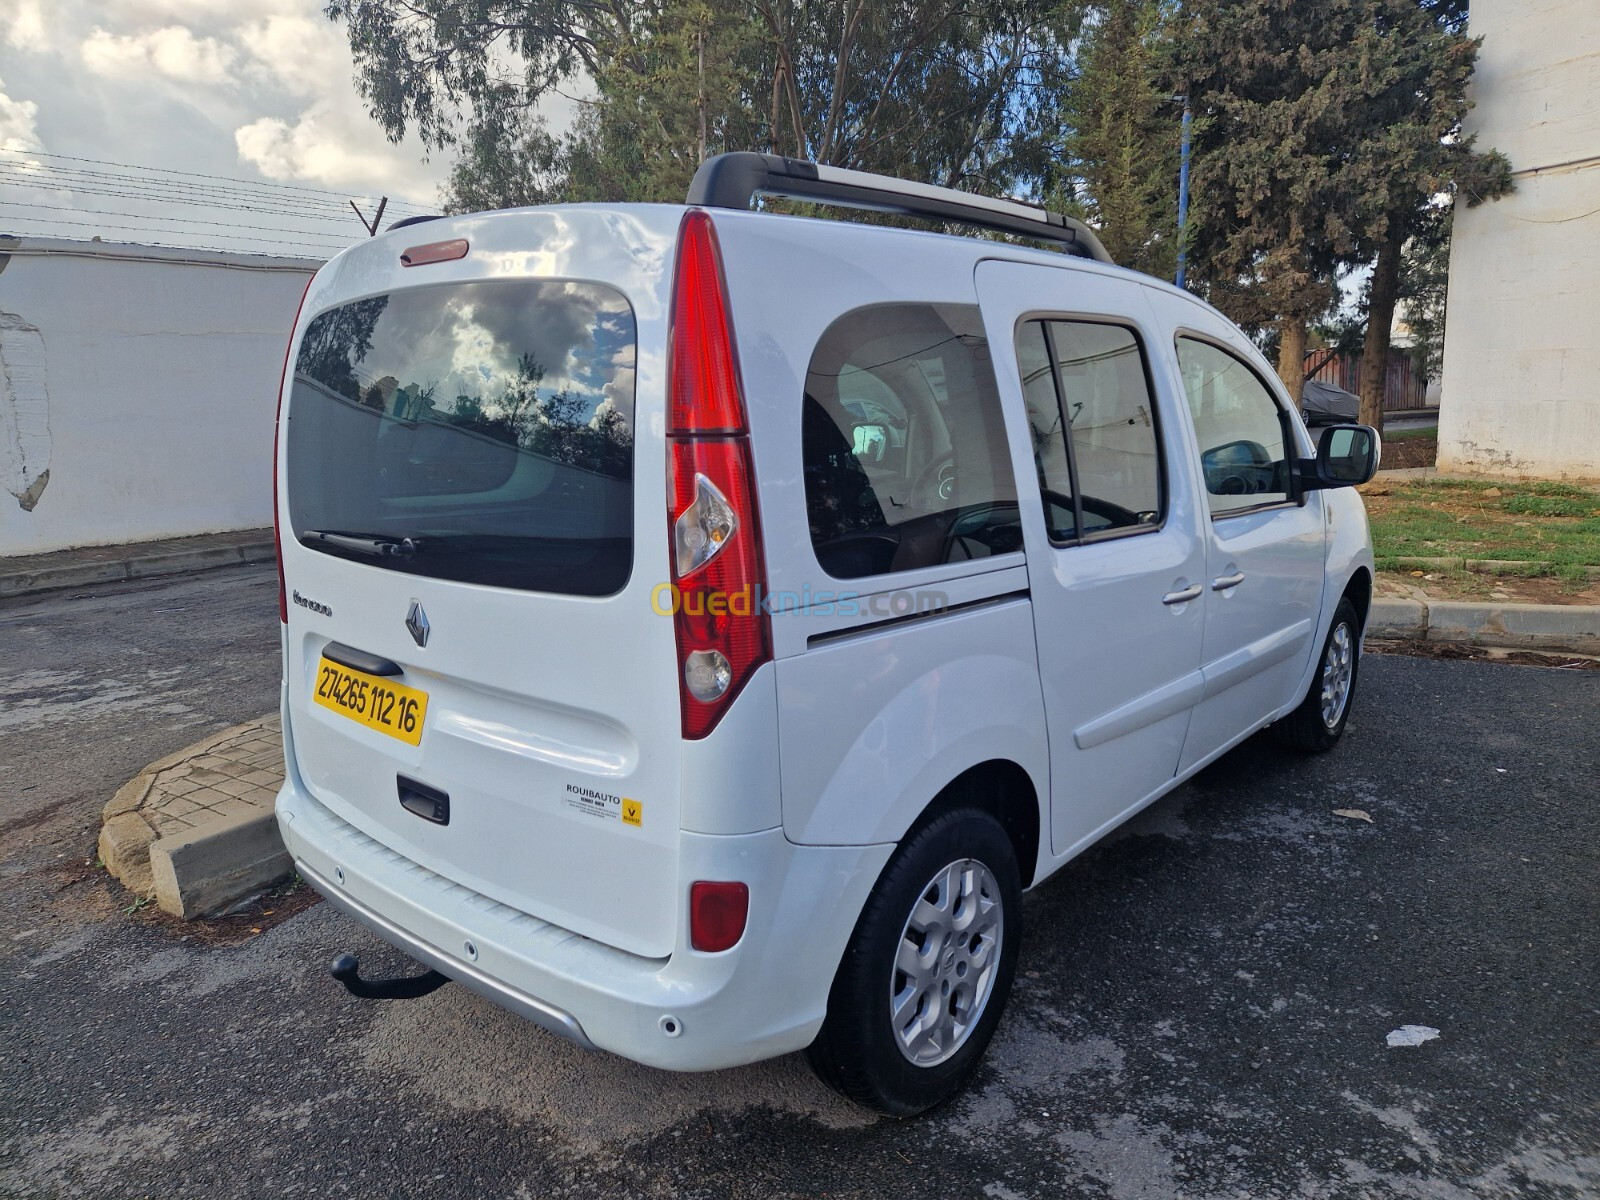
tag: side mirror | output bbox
[1300,424,1380,491]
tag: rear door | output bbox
[976,261,1207,857]
[277,208,685,958]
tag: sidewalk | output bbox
[0,529,273,599]
[99,715,289,918]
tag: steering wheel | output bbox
[911,452,957,509]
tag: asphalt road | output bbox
[3,565,1597,1199]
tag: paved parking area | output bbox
[3,566,1596,1198]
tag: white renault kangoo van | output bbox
[274,153,1379,1114]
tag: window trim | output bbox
[1173,331,1304,523]
[1014,312,1171,549]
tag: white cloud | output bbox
[238,14,353,99]
[236,106,428,194]
[1,0,51,52]
[81,26,239,86]
[0,75,42,152]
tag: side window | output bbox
[1176,338,1292,516]
[1017,319,1164,542]
[803,303,1020,579]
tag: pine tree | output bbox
[1173,0,1504,409]
[1048,0,1180,278]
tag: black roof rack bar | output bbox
[388,213,446,232]
[686,152,1114,265]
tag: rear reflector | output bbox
[689,881,749,953]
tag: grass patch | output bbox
[1556,564,1593,594]
[1364,477,1600,567]
[1525,481,1592,499]
[1503,494,1596,518]
[1382,425,1437,441]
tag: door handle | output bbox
[1211,571,1246,591]
[1162,583,1203,605]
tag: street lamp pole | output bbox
[1176,97,1192,289]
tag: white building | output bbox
[0,237,318,556]
[1436,0,1599,479]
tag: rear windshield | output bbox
[286,279,636,595]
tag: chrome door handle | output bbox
[1162,583,1203,605]
[1212,571,1246,591]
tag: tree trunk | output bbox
[1360,221,1406,432]
[1276,312,1307,409]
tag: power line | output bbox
[0,213,343,254]
[0,170,407,229]
[0,163,431,220]
[0,147,435,212]
[0,199,367,241]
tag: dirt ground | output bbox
[1375,568,1600,605]
[1377,431,1437,470]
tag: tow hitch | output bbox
[330,952,452,1000]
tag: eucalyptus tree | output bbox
[326,0,1079,208]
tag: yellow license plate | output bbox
[313,658,428,746]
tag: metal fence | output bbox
[1304,349,1431,412]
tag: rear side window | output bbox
[1018,319,1163,541]
[286,279,636,595]
[1176,337,1292,516]
[802,303,1020,579]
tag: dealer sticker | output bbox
[564,783,640,828]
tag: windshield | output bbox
[286,278,637,596]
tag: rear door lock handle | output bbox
[1212,571,1246,591]
[1162,583,1203,605]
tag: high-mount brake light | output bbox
[667,210,772,740]
[274,278,314,624]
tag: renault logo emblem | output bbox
[405,601,430,648]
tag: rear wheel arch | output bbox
[905,759,1042,889]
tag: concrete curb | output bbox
[0,530,273,600]
[99,715,287,918]
[149,809,292,920]
[1376,556,1600,580]
[1369,598,1600,655]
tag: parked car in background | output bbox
[273,153,1380,1115]
[1302,377,1362,426]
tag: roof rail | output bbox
[388,213,445,232]
[686,152,1114,265]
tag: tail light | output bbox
[667,211,771,739]
[274,278,313,623]
[689,881,749,952]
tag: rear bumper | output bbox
[276,778,892,1071]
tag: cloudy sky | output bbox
[0,0,480,257]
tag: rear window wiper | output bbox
[300,529,422,558]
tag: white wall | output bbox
[1436,0,1600,479]
[0,237,318,555]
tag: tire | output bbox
[805,808,1021,1116]
[1272,596,1362,753]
